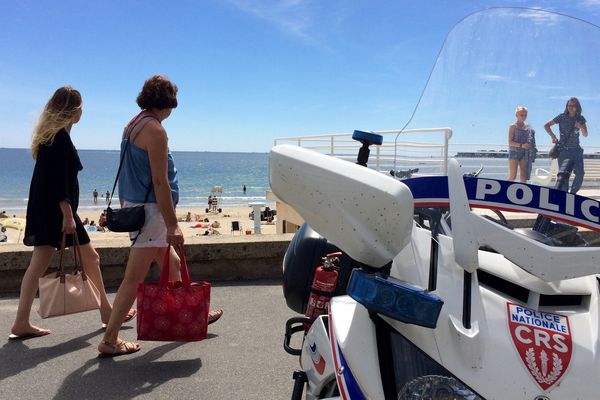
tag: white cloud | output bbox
[225,0,320,46]
[476,73,507,81]
[516,8,561,26]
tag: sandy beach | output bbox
[0,205,277,246]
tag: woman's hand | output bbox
[62,216,76,234]
[166,223,184,246]
[521,143,529,150]
[59,200,75,234]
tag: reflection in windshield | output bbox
[395,8,599,182]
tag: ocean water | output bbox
[0,148,271,213]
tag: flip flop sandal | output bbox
[101,309,137,329]
[8,329,50,340]
[98,339,140,358]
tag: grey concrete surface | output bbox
[0,281,304,400]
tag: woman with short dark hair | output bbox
[98,75,221,357]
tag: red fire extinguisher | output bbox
[305,252,342,323]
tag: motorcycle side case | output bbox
[283,223,358,314]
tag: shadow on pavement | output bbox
[53,342,201,400]
[0,330,99,381]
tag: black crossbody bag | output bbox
[106,116,155,237]
[549,123,575,159]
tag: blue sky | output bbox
[1,1,599,152]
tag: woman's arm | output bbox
[59,200,76,234]
[577,122,588,137]
[145,122,183,244]
[544,120,558,143]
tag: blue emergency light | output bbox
[347,269,443,329]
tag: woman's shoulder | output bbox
[54,128,71,144]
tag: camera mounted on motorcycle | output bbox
[352,130,383,167]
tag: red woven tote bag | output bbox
[137,245,211,341]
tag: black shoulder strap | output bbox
[107,115,157,207]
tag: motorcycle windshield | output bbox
[394,7,600,247]
[394,7,599,179]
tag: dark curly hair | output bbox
[136,75,178,110]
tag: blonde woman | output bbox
[508,106,535,183]
[9,87,135,340]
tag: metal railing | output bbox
[273,129,600,183]
[274,128,453,175]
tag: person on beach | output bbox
[9,87,136,340]
[544,97,589,193]
[98,75,222,357]
[507,106,535,183]
[93,188,98,204]
[105,190,110,203]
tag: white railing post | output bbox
[375,145,381,171]
[330,136,334,156]
[443,128,452,175]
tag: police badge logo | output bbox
[507,303,572,390]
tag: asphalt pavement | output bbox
[0,280,303,400]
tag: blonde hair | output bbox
[31,87,82,159]
[515,106,528,114]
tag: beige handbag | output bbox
[38,233,101,318]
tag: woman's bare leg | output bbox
[101,247,159,346]
[77,242,112,323]
[508,159,518,181]
[518,158,528,183]
[11,246,55,336]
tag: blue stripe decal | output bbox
[337,343,367,400]
[402,176,600,231]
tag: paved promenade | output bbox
[0,281,300,400]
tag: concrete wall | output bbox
[0,234,295,294]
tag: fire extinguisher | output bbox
[305,252,342,324]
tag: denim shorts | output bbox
[509,148,527,160]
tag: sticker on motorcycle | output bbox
[309,341,326,374]
[507,303,572,390]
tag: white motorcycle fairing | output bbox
[269,145,414,269]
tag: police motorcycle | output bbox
[271,7,600,400]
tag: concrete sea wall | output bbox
[0,234,295,293]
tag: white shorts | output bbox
[123,201,168,248]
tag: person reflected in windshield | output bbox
[508,106,535,183]
[544,97,589,193]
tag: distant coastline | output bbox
[455,150,600,159]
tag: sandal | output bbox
[98,339,140,358]
[102,309,137,329]
[208,309,223,325]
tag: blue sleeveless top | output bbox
[510,124,532,150]
[118,115,179,205]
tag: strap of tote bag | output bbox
[57,232,87,282]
